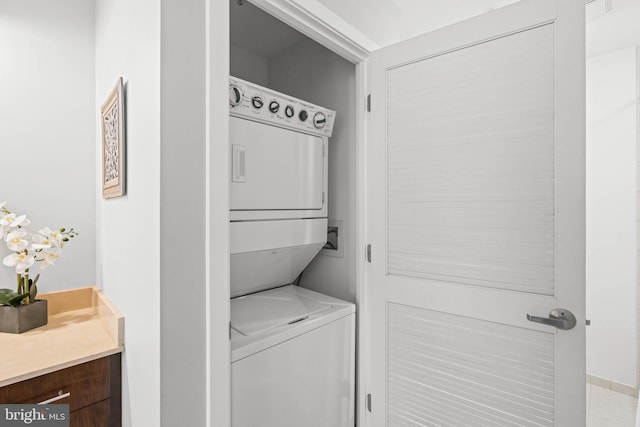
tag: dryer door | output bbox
[230,116,325,212]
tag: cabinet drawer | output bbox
[70,399,110,427]
[0,357,110,411]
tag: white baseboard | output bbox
[587,373,638,397]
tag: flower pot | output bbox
[0,299,48,334]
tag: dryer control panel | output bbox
[229,76,336,138]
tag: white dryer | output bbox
[228,77,355,427]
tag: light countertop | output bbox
[0,286,124,387]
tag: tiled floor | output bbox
[587,384,638,426]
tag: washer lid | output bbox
[231,287,331,337]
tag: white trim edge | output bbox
[248,0,377,63]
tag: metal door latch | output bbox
[526,308,577,330]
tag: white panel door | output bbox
[368,0,585,425]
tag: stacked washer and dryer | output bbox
[228,77,356,427]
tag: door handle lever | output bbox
[526,308,576,330]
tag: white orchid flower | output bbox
[6,230,30,252]
[38,227,63,246]
[3,252,35,274]
[16,217,30,228]
[0,212,17,226]
[31,234,53,250]
[10,214,29,228]
[39,249,61,270]
[0,204,77,279]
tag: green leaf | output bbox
[32,274,40,286]
[0,288,29,307]
[29,283,38,302]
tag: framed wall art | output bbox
[101,77,125,199]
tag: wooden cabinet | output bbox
[70,400,110,427]
[0,354,121,427]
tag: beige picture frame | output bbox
[101,77,125,199]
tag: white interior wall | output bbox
[268,39,357,303]
[230,44,269,87]
[96,1,220,425]
[636,44,640,390]
[207,1,233,423]
[0,0,96,292]
[587,0,640,58]
[586,46,638,388]
[160,0,215,424]
[95,0,161,425]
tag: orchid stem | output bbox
[25,271,29,304]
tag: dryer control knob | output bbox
[299,110,308,121]
[313,112,327,129]
[285,105,294,118]
[251,96,264,109]
[269,101,280,114]
[229,85,243,107]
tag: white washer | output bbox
[231,285,355,427]
[228,77,355,427]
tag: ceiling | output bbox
[315,0,521,48]
[232,0,640,60]
[230,0,307,58]
[231,0,523,57]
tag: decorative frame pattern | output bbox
[101,77,125,199]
